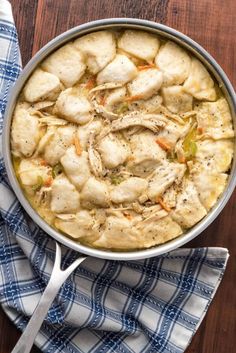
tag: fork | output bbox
[11,243,87,353]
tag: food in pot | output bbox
[11,29,234,250]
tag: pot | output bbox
[2,18,236,261]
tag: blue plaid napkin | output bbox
[0,1,230,352]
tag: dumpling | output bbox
[60,147,90,189]
[195,98,234,139]
[54,88,92,125]
[127,69,163,99]
[51,175,80,213]
[195,139,234,173]
[55,210,99,241]
[18,159,51,186]
[105,87,127,106]
[155,41,191,86]
[81,177,110,209]
[33,126,56,157]
[148,161,186,201]
[74,30,116,74]
[77,120,103,150]
[11,107,41,157]
[97,54,138,85]
[110,177,148,204]
[118,30,160,61]
[128,94,163,113]
[171,180,207,228]
[93,216,142,249]
[41,43,86,87]
[44,125,75,166]
[23,68,61,103]
[98,133,129,168]
[192,171,228,211]
[127,131,166,177]
[183,58,216,101]
[138,216,183,248]
[162,85,193,113]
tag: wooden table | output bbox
[1,0,235,352]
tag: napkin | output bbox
[0,1,229,352]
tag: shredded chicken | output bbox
[88,132,104,177]
[55,214,76,220]
[155,105,185,125]
[110,112,167,133]
[91,96,119,120]
[29,101,55,111]
[38,115,68,126]
[89,83,124,120]
[89,82,123,93]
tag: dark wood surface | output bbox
[1,0,235,352]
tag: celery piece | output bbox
[110,175,124,185]
[115,102,129,115]
[183,128,198,159]
[52,163,63,178]
[32,176,43,192]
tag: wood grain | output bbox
[1,0,235,352]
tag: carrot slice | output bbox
[125,94,143,102]
[178,155,186,164]
[137,63,155,71]
[99,95,106,106]
[123,212,133,220]
[40,159,48,166]
[85,76,96,90]
[197,127,204,134]
[73,135,82,156]
[44,176,53,187]
[127,155,135,161]
[156,197,171,212]
[155,138,171,151]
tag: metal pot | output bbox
[2,18,236,261]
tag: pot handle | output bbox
[11,242,87,353]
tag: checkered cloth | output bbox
[0,1,230,352]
